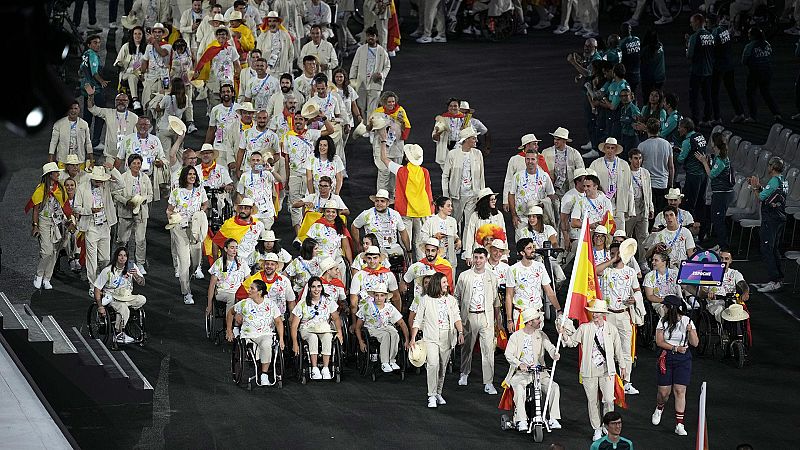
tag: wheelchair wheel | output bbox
[480,12,515,42]
[652,0,683,20]
[398,338,407,381]
[126,308,146,345]
[205,313,214,340]
[231,339,244,385]
[694,310,714,356]
[276,346,285,389]
[732,341,746,369]
[86,303,111,345]
[500,414,511,431]
[533,423,543,443]
[332,338,343,383]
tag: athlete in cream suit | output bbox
[349,30,391,118]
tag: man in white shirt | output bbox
[509,147,556,229]
[487,239,511,286]
[351,189,411,256]
[140,23,172,109]
[292,175,349,215]
[540,127,585,198]
[197,144,235,229]
[86,86,139,161]
[303,0,333,39]
[652,188,699,234]
[294,55,320,103]
[269,92,300,138]
[306,75,341,122]
[205,83,239,166]
[589,138,635,234]
[626,149,654,264]
[560,168,588,252]
[596,242,642,395]
[455,248,501,395]
[236,110,280,175]
[48,102,93,166]
[300,24,339,80]
[505,238,562,331]
[349,27,391,118]
[647,206,696,268]
[237,151,284,229]
[570,170,614,232]
[349,245,401,316]
[204,27,241,111]
[243,58,280,112]
[442,127,486,229]
[503,133,539,212]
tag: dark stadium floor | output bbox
[2,2,800,448]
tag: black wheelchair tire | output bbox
[86,303,111,345]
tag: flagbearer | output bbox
[502,308,562,432]
[558,301,626,442]
[28,163,74,290]
[403,238,454,322]
[505,238,562,332]
[210,198,265,266]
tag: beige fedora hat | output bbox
[521,308,543,323]
[42,162,60,176]
[721,304,750,322]
[619,238,638,264]
[518,133,541,149]
[403,144,424,166]
[168,116,186,135]
[199,143,220,161]
[300,102,320,119]
[408,341,428,367]
[64,154,82,165]
[586,300,609,314]
[665,188,685,200]
[319,257,338,274]
[549,127,572,142]
[598,137,623,155]
[87,166,111,182]
[165,213,184,230]
[369,189,391,202]
[130,194,146,215]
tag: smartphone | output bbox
[162,77,170,90]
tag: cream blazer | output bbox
[49,117,93,164]
[89,106,139,160]
[112,171,154,220]
[502,154,525,206]
[561,321,623,378]
[541,145,585,194]
[300,40,339,80]
[349,44,391,91]
[632,167,655,220]
[256,29,295,76]
[415,295,462,349]
[454,269,499,329]
[503,328,557,386]
[589,157,636,217]
[73,168,123,232]
[442,148,485,200]
[128,0,172,27]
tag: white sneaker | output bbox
[415,36,432,44]
[580,141,593,151]
[484,384,498,395]
[260,373,269,385]
[93,143,105,151]
[583,149,601,159]
[174,270,179,278]
[133,100,142,110]
[675,423,687,436]
[432,35,447,43]
[410,29,423,38]
[33,276,43,289]
[187,123,198,133]
[311,367,322,380]
[184,293,194,305]
[321,367,332,379]
[548,418,561,430]
[194,266,205,279]
[390,361,401,370]
[592,428,603,441]
[427,395,438,408]
[381,362,393,373]
[624,382,640,395]
[435,394,446,405]
[581,30,598,38]
[517,421,528,432]
[115,332,135,344]
[553,25,569,34]
[654,16,673,25]
[138,266,147,276]
[652,407,663,425]
[458,373,468,386]
[42,279,53,290]
[758,281,781,293]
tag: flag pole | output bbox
[542,215,590,425]
[696,381,708,450]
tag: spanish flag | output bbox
[203,216,261,264]
[314,215,354,255]
[614,373,627,409]
[374,104,411,140]
[25,182,72,218]
[387,0,401,52]
[419,256,453,294]
[230,24,255,63]
[236,272,282,300]
[258,18,295,42]
[602,210,617,235]
[394,164,433,218]
[565,215,602,325]
[193,40,230,82]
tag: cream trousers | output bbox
[110,295,146,332]
[460,312,495,385]
[509,371,561,422]
[85,223,111,287]
[425,329,452,397]
[606,311,633,381]
[170,226,201,295]
[301,328,333,355]
[582,374,615,430]
[116,215,148,265]
[369,326,400,363]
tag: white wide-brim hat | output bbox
[165,213,184,230]
[458,127,478,142]
[409,341,427,367]
[573,167,588,180]
[665,188,685,200]
[369,189,391,202]
[477,187,497,201]
[237,102,257,113]
[521,308,543,323]
[549,127,572,142]
[599,137,623,155]
[88,166,111,182]
[199,143,220,161]
[721,304,750,322]
[319,257,338,274]
[130,194,146,215]
[259,229,279,241]
[586,300,608,314]
[619,238,638,264]
[518,133,541,149]
[168,116,186,135]
[368,282,389,295]
[42,162,60,176]
[64,154,82,165]
[403,144,424,166]
[300,102,320,119]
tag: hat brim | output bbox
[89,174,111,182]
[721,311,750,322]
[549,132,573,142]
[478,190,498,201]
[408,342,427,367]
[369,195,393,203]
[599,143,623,155]
[200,148,221,161]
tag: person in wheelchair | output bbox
[643,251,683,318]
[290,276,345,380]
[697,248,750,323]
[93,247,147,344]
[237,253,296,315]
[355,283,410,373]
[206,238,251,316]
[350,245,402,320]
[226,279,286,386]
[210,197,265,267]
[350,233,390,276]
[285,238,322,295]
[503,308,562,432]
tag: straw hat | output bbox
[299,102,319,120]
[120,15,138,30]
[259,229,279,241]
[88,166,111,182]
[265,10,283,22]
[364,245,381,255]
[458,100,473,112]
[368,283,389,294]
[260,252,280,262]
[215,25,229,34]
[238,197,256,208]
[521,308,543,323]
[477,187,497,202]
[665,188,684,200]
[721,304,750,322]
[42,162,60,176]
[237,102,257,113]
[369,189,390,202]
[433,115,448,134]
[619,238,638,264]
[319,257,338,274]
[64,154,82,165]
[321,199,340,211]
[353,121,368,137]
[130,195,146,215]
[152,22,166,31]
[549,127,572,142]
[613,230,627,239]
[199,143,219,161]
[112,287,137,302]
[490,239,507,250]
[408,341,428,367]
[572,167,588,180]
[165,213,184,230]
[369,115,389,131]
[518,133,541,149]
[211,13,227,23]
[586,300,608,314]
[526,205,544,216]
[403,144,424,166]
[418,237,441,253]
[598,137,623,155]
[458,127,478,142]
[228,10,243,21]
[584,168,599,178]
[594,225,609,235]
[168,116,186,135]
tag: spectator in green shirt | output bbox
[659,93,681,145]
[710,14,745,124]
[685,13,714,126]
[749,156,788,292]
[640,29,666,97]
[601,64,629,140]
[742,27,782,123]
[696,132,733,248]
[676,118,708,227]
[619,23,641,97]
[590,411,633,450]
[618,88,641,158]
[80,34,109,152]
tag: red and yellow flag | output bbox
[387,0,401,52]
[203,216,260,264]
[565,215,603,325]
[420,256,453,294]
[25,182,73,217]
[193,40,229,82]
[394,164,434,218]
[602,210,617,235]
[614,374,627,408]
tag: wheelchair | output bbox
[205,299,227,345]
[500,365,549,442]
[86,302,146,350]
[356,326,408,381]
[231,333,285,389]
[637,300,660,353]
[713,295,751,369]
[205,187,234,233]
[295,329,343,384]
[690,297,720,357]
